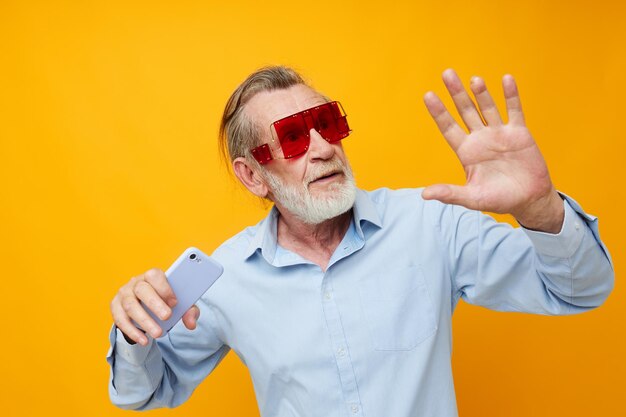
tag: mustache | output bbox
[305,158,348,185]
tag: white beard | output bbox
[262,158,357,225]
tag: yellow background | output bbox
[1,0,624,416]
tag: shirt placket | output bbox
[321,225,365,417]
[321,275,363,417]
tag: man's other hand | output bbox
[110,268,200,346]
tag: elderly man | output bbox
[107,66,613,416]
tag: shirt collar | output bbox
[243,188,382,262]
[352,188,382,239]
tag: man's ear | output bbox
[233,157,269,198]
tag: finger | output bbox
[111,295,149,345]
[134,280,172,321]
[423,91,467,152]
[182,305,201,330]
[442,69,485,131]
[502,74,526,126]
[469,76,503,126]
[144,268,178,308]
[421,184,479,210]
[120,286,163,339]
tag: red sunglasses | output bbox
[250,101,350,164]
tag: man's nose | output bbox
[307,128,335,160]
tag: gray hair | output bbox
[218,66,307,167]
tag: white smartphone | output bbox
[143,247,224,336]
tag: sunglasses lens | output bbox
[316,102,349,142]
[275,116,310,158]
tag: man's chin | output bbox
[265,164,357,225]
[297,204,353,225]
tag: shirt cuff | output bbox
[108,325,155,366]
[521,193,592,259]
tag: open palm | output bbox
[422,69,556,220]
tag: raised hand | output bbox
[422,69,564,233]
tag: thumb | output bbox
[422,184,477,209]
[182,305,200,330]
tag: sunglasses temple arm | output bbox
[251,143,273,164]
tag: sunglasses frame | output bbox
[250,101,350,164]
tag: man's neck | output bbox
[276,209,352,272]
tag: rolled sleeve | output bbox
[522,192,612,265]
[522,197,583,258]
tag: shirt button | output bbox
[324,292,331,300]
[337,347,345,357]
[575,222,581,230]
[351,404,359,413]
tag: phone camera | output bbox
[189,253,197,260]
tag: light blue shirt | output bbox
[107,188,613,417]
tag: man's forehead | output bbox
[246,84,327,125]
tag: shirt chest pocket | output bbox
[358,265,438,351]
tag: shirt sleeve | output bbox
[106,297,231,410]
[437,193,614,314]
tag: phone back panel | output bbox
[146,247,224,336]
